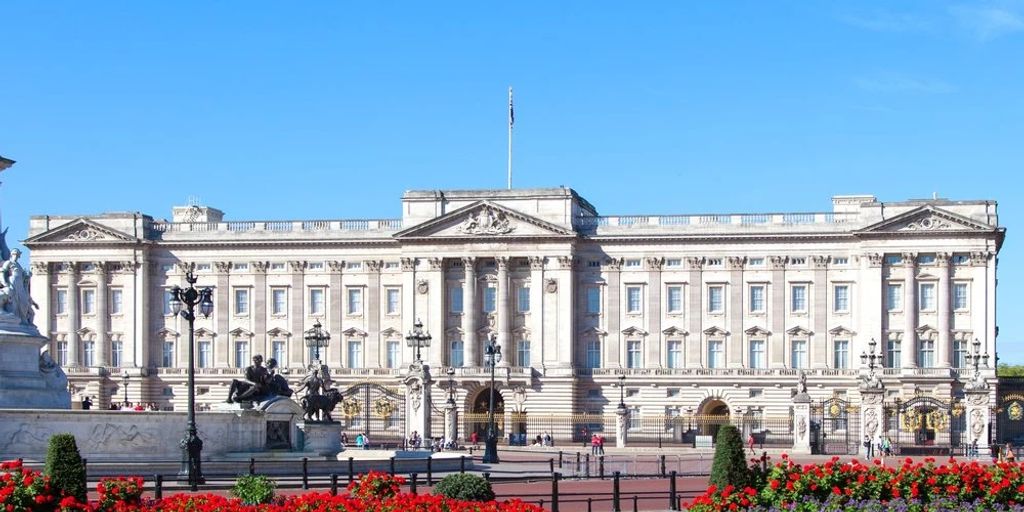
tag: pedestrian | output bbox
[863,435,873,458]
[970,439,979,459]
[883,436,892,457]
[341,432,349,449]
[81,396,92,410]
[470,431,479,447]
[591,434,599,456]
[597,434,606,456]
[543,431,552,447]
[748,434,756,454]
[1006,443,1016,463]
[363,433,371,450]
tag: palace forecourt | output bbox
[18,188,1004,455]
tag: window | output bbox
[887,284,903,312]
[625,259,641,268]
[81,289,96,315]
[386,288,401,315]
[345,288,362,315]
[791,339,808,368]
[162,342,174,367]
[885,254,902,265]
[272,289,287,315]
[628,406,641,430]
[918,254,936,265]
[110,341,123,367]
[195,263,211,271]
[626,286,642,313]
[666,258,682,268]
[104,289,122,315]
[587,260,601,268]
[832,257,849,266]
[708,286,724,313]
[749,340,766,369]
[386,341,400,369]
[310,288,326,315]
[789,257,807,266]
[667,340,683,368]
[517,286,530,312]
[234,340,249,368]
[384,261,399,269]
[347,340,363,368]
[585,340,601,368]
[952,254,969,265]
[56,342,68,366]
[272,340,286,365]
[55,289,68,314]
[749,285,765,313]
[234,288,249,315]
[748,257,765,266]
[307,262,324,270]
[919,283,936,311]
[706,258,723,267]
[483,286,497,313]
[347,261,362,270]
[953,283,969,311]
[270,262,286,271]
[198,341,211,368]
[885,338,901,368]
[918,338,935,368]
[667,286,683,313]
[626,340,642,368]
[834,285,850,313]
[233,263,249,271]
[449,286,463,313]
[953,339,968,368]
[834,340,849,369]
[791,285,807,313]
[308,345,321,363]
[450,339,465,367]
[517,340,531,367]
[163,289,174,316]
[586,287,601,314]
[83,341,95,366]
[707,340,724,368]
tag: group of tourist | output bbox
[589,433,607,455]
[79,396,160,411]
[530,431,554,448]
[339,432,372,450]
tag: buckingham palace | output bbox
[23,187,1004,451]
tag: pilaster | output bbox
[861,254,883,364]
[288,261,306,367]
[551,256,574,369]
[66,263,80,367]
[529,256,545,368]
[769,257,786,368]
[686,258,702,367]
[366,260,382,368]
[214,262,231,368]
[902,253,918,369]
[463,257,478,367]
[811,256,828,369]
[426,258,444,368]
[496,257,511,364]
[606,258,623,368]
[647,257,663,368]
[328,261,345,368]
[252,261,268,359]
[936,253,951,367]
[727,257,743,368]
[94,262,109,367]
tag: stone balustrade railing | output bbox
[576,211,861,231]
[151,218,403,234]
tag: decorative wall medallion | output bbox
[63,228,110,242]
[417,279,429,294]
[796,416,807,440]
[374,397,396,418]
[341,397,361,417]
[458,207,515,235]
[902,216,952,231]
[1009,401,1023,421]
[408,384,422,412]
[970,409,985,440]
[545,279,558,293]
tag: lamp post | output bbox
[304,319,330,363]
[121,369,130,407]
[967,338,990,374]
[615,373,628,448]
[169,270,214,491]
[860,338,882,376]
[446,366,457,405]
[617,373,627,411]
[482,335,502,464]
[405,318,432,364]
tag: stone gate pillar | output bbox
[444,399,458,446]
[616,403,628,448]
[404,362,432,448]
[792,374,812,454]
[966,388,992,457]
[860,389,885,454]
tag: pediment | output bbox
[156,327,179,339]
[916,324,938,340]
[744,326,772,337]
[24,218,139,245]
[266,327,291,338]
[342,327,368,338]
[858,205,994,234]
[76,327,96,339]
[786,326,814,337]
[229,327,254,338]
[662,326,689,337]
[393,201,577,240]
[703,326,730,337]
[621,326,648,337]
[828,325,856,337]
[580,326,608,337]
[445,326,465,336]
[194,327,217,338]
[380,327,402,339]
[512,325,531,335]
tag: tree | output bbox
[44,433,87,502]
[709,425,749,489]
[998,364,1024,377]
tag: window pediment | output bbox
[266,327,291,338]
[786,326,813,337]
[744,326,771,337]
[662,326,689,337]
[828,325,856,338]
[342,327,368,338]
[229,327,254,338]
[621,326,648,337]
[703,326,730,337]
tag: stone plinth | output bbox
[791,393,812,454]
[860,388,885,447]
[965,389,992,456]
[615,407,628,448]
[0,331,70,409]
[298,422,341,456]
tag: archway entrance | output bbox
[467,388,505,442]
[698,399,731,438]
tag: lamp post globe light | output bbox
[617,373,627,412]
[121,369,130,407]
[446,366,457,405]
[860,338,881,374]
[304,319,330,363]
[169,270,214,491]
[482,335,502,464]
[406,318,432,364]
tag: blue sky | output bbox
[1,2,1022,360]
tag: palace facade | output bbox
[24,188,1004,446]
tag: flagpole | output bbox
[507,86,513,190]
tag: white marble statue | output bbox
[1,245,38,328]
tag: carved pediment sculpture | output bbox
[458,206,515,235]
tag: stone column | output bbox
[252,261,268,359]
[966,387,992,456]
[902,253,918,369]
[66,263,80,367]
[400,258,416,368]
[727,257,744,368]
[497,256,511,360]
[463,258,478,367]
[606,258,623,367]
[615,404,628,448]
[862,254,884,363]
[444,398,459,446]
[552,256,575,369]
[30,262,51,348]
[133,259,150,368]
[366,260,382,368]
[860,388,885,450]
[792,393,812,454]
[528,257,545,368]
[769,257,786,368]
[812,256,828,368]
[404,362,432,446]
[937,253,952,367]
[289,261,306,367]
[328,261,345,368]
[426,258,445,369]
[647,257,663,368]
[214,262,231,367]
[94,262,109,367]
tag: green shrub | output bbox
[44,433,87,502]
[709,425,750,489]
[433,473,495,502]
[230,474,277,505]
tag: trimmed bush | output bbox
[44,433,87,502]
[230,474,277,505]
[433,473,495,502]
[709,425,750,489]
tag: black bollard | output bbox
[660,454,666,477]
[331,474,339,496]
[587,497,593,512]
[389,457,396,476]
[410,473,418,495]
[632,495,638,512]
[460,455,466,473]
[612,471,621,512]
[551,473,560,512]
[348,457,355,485]
[762,451,768,473]
[484,472,491,482]
[585,454,590,479]
[302,457,309,490]
[576,451,581,472]
[599,455,605,480]
[82,458,87,482]
[427,455,433,485]
[669,470,677,511]
[154,475,163,500]
[249,457,255,475]
[558,450,563,468]
[549,458,555,475]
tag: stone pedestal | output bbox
[860,389,885,449]
[298,422,341,456]
[615,406,628,448]
[404,362,432,444]
[444,401,458,445]
[792,393,811,454]
[0,331,71,409]
[966,388,992,456]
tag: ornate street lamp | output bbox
[617,373,627,412]
[121,369,130,407]
[965,338,991,390]
[405,318,432,364]
[482,335,502,464]
[446,366,457,406]
[169,270,214,491]
[304,319,330,362]
[860,338,882,375]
